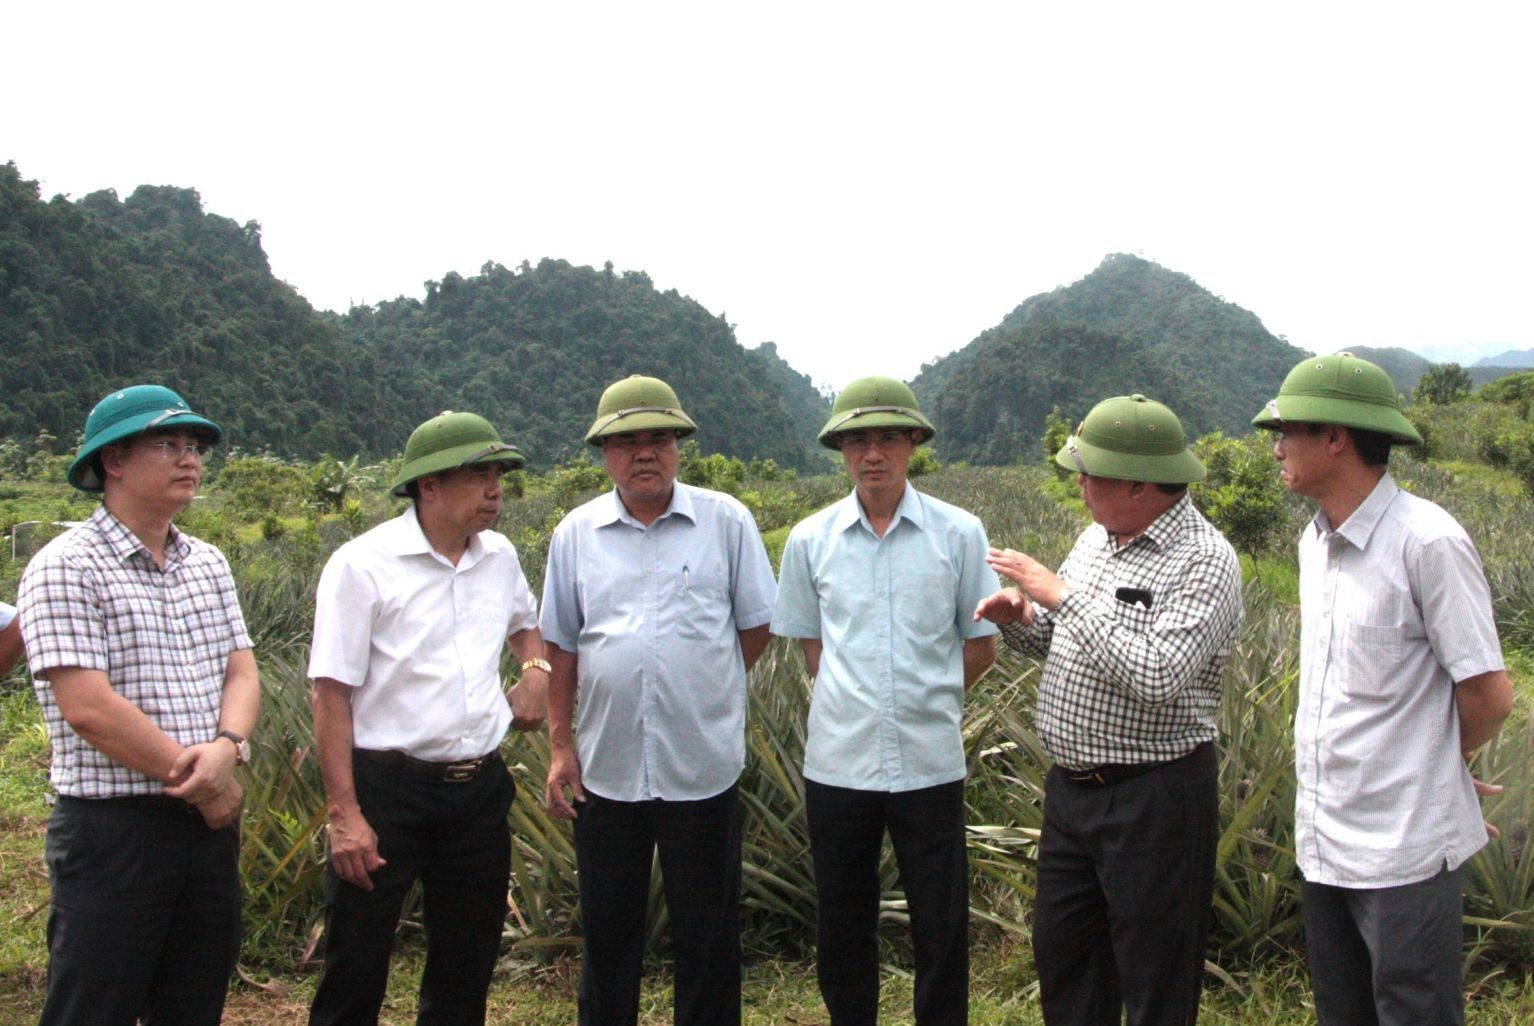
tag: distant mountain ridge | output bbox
[1475,348,1534,368]
[0,162,828,468]
[912,254,1306,464]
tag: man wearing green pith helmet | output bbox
[975,393,1243,1026]
[541,375,777,1026]
[308,411,549,1026]
[773,376,999,1026]
[1253,353,1513,1026]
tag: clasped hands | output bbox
[163,739,244,829]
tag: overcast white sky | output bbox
[6,1,1532,388]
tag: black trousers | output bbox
[1033,742,1218,1026]
[804,778,969,1026]
[39,795,242,1026]
[571,783,743,1026]
[309,751,516,1026]
[1303,865,1465,1026]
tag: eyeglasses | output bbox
[838,429,913,452]
[145,439,215,461]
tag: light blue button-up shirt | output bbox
[772,485,999,791]
[540,482,777,802]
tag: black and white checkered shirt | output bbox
[18,505,253,797]
[1001,495,1242,769]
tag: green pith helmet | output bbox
[68,384,224,493]
[817,376,936,450]
[1055,394,1205,484]
[390,411,525,497]
[1250,352,1422,445]
[584,375,699,445]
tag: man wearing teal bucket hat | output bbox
[18,384,258,1026]
[773,376,999,1026]
[307,411,549,1026]
[975,393,1243,1026]
[1253,353,1513,1026]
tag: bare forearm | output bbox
[0,619,23,677]
[311,678,361,814]
[546,646,579,751]
[963,636,997,689]
[798,639,822,679]
[1458,669,1514,756]
[739,625,772,672]
[219,649,260,739]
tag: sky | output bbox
[6,1,1532,389]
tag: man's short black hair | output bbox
[1155,483,1189,497]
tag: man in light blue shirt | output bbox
[541,375,776,1026]
[772,376,998,1026]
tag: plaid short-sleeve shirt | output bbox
[18,505,253,797]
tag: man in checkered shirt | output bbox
[18,384,259,1026]
[975,394,1242,1026]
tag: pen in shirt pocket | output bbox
[683,565,690,591]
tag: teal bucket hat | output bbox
[390,411,526,497]
[69,385,223,493]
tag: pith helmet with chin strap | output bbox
[584,375,699,445]
[390,411,526,497]
[817,376,935,450]
[68,384,223,493]
[1250,351,1422,445]
[1055,394,1205,484]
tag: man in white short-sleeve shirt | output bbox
[542,375,776,1026]
[307,411,549,1026]
[1254,353,1514,1026]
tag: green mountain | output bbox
[338,260,828,467]
[1344,346,1433,396]
[912,254,1307,463]
[0,163,827,469]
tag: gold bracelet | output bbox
[520,658,552,675]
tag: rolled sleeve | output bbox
[1416,533,1504,682]
[729,512,778,630]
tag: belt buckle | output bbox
[443,759,480,783]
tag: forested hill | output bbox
[0,163,828,468]
[912,254,1307,463]
[338,261,828,468]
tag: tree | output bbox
[1412,363,1472,406]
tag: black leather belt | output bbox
[1059,741,1211,789]
[57,794,200,815]
[354,747,499,783]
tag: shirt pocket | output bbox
[1338,619,1407,698]
[670,570,732,643]
[896,570,957,639]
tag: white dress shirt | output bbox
[540,483,777,802]
[309,506,538,762]
[1295,474,1504,887]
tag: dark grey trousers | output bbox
[1303,864,1465,1026]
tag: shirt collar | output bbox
[91,505,191,566]
[600,482,696,529]
[834,483,925,536]
[385,505,487,566]
[1313,472,1398,550]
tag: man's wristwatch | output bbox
[216,729,251,766]
[520,658,552,675]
